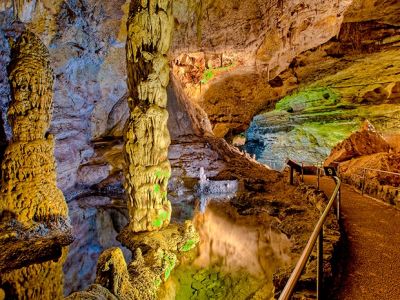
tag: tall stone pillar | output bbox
[0,31,68,223]
[0,31,69,300]
[124,0,173,232]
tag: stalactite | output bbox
[0,30,68,223]
[13,0,27,21]
[124,0,173,232]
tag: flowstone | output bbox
[124,0,173,232]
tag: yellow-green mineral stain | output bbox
[180,239,196,252]
[155,170,170,179]
[151,209,169,227]
[200,63,236,84]
[275,87,339,112]
[155,278,162,287]
[163,254,176,281]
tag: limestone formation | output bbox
[0,30,68,223]
[124,0,173,232]
[0,251,67,300]
[0,30,69,300]
[68,222,200,300]
[95,248,140,300]
[325,120,392,166]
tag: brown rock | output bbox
[325,120,391,166]
[96,248,139,300]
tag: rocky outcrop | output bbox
[170,0,357,138]
[68,220,199,300]
[325,122,400,205]
[95,248,140,299]
[63,197,131,295]
[172,0,353,78]
[325,121,392,166]
[245,32,400,168]
[0,0,397,298]
[1,253,67,300]
[124,0,173,232]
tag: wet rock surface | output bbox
[244,42,400,168]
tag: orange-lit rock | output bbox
[325,120,392,166]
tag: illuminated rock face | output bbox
[0,252,66,300]
[124,0,173,232]
[0,31,67,222]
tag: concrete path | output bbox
[304,176,400,300]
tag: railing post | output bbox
[301,162,304,183]
[278,177,340,300]
[317,167,320,191]
[317,229,324,300]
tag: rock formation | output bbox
[124,0,173,232]
[67,221,200,299]
[0,30,68,223]
[325,121,400,206]
[0,31,70,300]
[325,120,392,166]
[0,0,397,298]
[0,251,67,300]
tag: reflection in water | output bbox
[163,200,292,299]
[194,202,291,278]
[0,248,68,299]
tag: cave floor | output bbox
[304,176,400,300]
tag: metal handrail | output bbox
[279,176,341,300]
[358,167,400,177]
[334,165,400,196]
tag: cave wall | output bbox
[1,0,396,196]
[0,0,398,296]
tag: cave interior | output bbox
[0,0,399,299]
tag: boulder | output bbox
[325,120,391,166]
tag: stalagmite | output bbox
[0,30,68,223]
[0,251,67,300]
[124,0,173,232]
[0,31,68,300]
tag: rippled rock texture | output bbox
[245,35,400,167]
[123,0,173,232]
[0,30,71,300]
[0,30,67,222]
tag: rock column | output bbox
[0,30,68,300]
[124,0,173,232]
[0,30,68,223]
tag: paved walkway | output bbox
[304,176,400,300]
